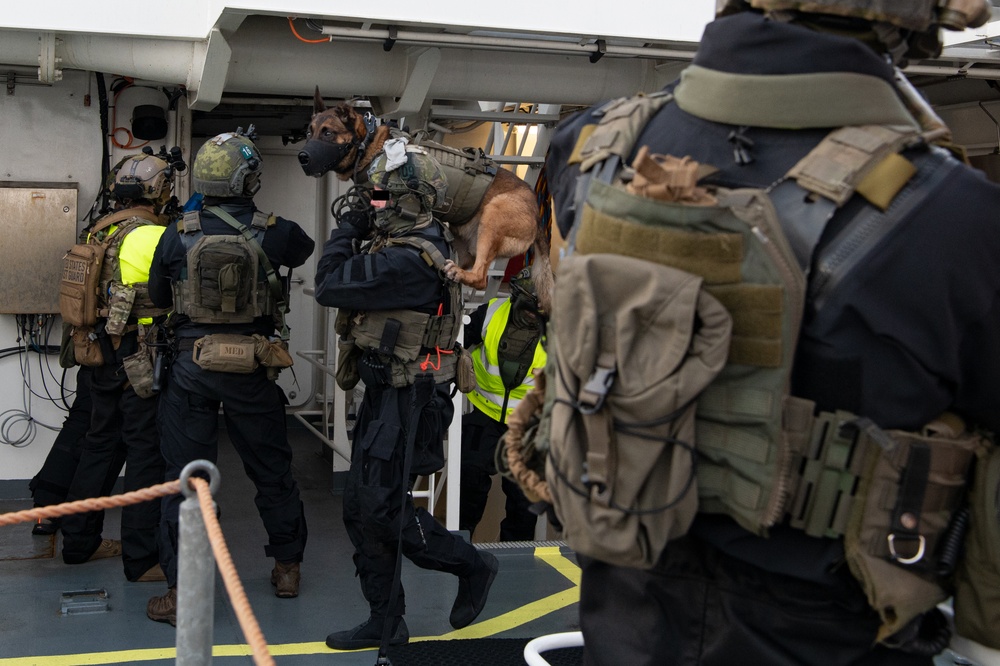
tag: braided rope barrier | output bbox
[0,474,275,665]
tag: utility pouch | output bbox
[59,322,77,369]
[192,334,258,374]
[454,343,476,394]
[335,336,362,390]
[843,416,987,641]
[545,253,731,569]
[252,334,293,368]
[252,334,293,381]
[72,326,104,367]
[105,284,137,336]
[954,442,1000,650]
[123,348,156,399]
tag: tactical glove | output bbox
[338,209,372,235]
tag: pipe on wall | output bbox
[0,15,679,108]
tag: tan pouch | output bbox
[72,326,104,367]
[954,443,1000,649]
[454,343,476,394]
[844,418,987,640]
[192,334,258,374]
[252,334,294,368]
[123,349,155,399]
[335,336,362,390]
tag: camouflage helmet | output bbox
[111,154,173,209]
[743,0,991,32]
[192,130,263,198]
[367,146,448,213]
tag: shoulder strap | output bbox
[565,93,674,253]
[383,231,464,347]
[205,205,290,340]
[180,210,201,234]
[769,124,922,272]
[385,235,449,270]
[91,207,159,237]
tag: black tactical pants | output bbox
[344,382,479,618]
[579,535,933,666]
[62,335,164,581]
[157,352,308,588]
[30,367,123,507]
[459,406,536,541]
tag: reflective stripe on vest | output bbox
[466,298,547,422]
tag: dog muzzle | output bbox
[297,139,356,177]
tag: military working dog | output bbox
[298,91,553,312]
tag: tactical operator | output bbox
[59,152,178,583]
[314,144,499,650]
[145,129,314,624]
[543,1,1000,664]
[461,269,546,541]
[35,155,152,536]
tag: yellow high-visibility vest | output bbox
[466,297,546,423]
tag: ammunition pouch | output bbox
[123,347,156,399]
[357,347,457,389]
[192,334,258,374]
[830,415,989,640]
[99,282,166,331]
[455,343,476,394]
[348,308,459,387]
[954,442,1000,650]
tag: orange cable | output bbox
[287,17,330,44]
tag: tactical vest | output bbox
[171,207,287,332]
[396,132,496,227]
[60,207,166,329]
[549,92,989,636]
[467,297,547,423]
[339,227,464,387]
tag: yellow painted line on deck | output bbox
[0,546,581,664]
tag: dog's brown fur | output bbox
[306,91,553,312]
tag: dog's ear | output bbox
[313,86,326,115]
[333,103,355,124]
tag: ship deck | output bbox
[0,420,582,666]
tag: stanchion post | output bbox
[175,460,221,666]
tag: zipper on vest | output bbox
[748,194,807,528]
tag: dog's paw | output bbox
[443,260,463,283]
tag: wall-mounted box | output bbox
[0,183,78,314]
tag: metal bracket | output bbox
[383,26,397,52]
[589,39,607,64]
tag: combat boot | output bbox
[135,564,166,583]
[449,551,498,629]
[146,587,177,626]
[270,560,300,598]
[86,539,122,561]
[326,615,408,650]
